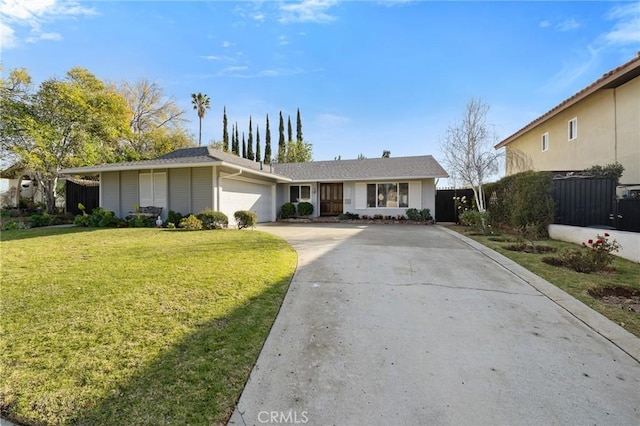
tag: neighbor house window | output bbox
[568,117,577,141]
[541,132,549,152]
[366,183,409,208]
[290,185,311,202]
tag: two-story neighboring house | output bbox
[495,53,640,188]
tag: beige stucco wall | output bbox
[506,76,639,185]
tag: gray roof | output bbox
[274,155,448,182]
[60,147,448,182]
[60,147,287,179]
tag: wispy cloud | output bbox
[279,35,289,45]
[221,40,235,48]
[317,113,350,127]
[543,3,639,94]
[556,18,581,32]
[0,0,96,49]
[603,3,640,45]
[538,20,550,29]
[279,0,338,24]
[376,0,416,8]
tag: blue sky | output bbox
[2,1,639,171]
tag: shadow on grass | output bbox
[68,275,293,426]
[0,226,112,242]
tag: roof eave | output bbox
[289,174,449,183]
[495,55,640,150]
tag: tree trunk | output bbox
[198,117,202,146]
[39,176,58,214]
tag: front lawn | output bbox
[0,227,297,425]
[447,225,640,338]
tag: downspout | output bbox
[613,89,618,163]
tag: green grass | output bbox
[447,225,640,338]
[0,227,297,425]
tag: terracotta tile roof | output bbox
[495,52,640,149]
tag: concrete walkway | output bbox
[229,224,640,426]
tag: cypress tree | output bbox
[278,111,286,163]
[247,116,255,160]
[256,126,261,163]
[233,123,240,155]
[223,106,229,152]
[296,108,303,142]
[264,114,272,164]
[231,123,236,154]
[287,115,293,143]
[242,132,247,158]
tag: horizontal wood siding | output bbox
[191,167,213,213]
[120,170,139,217]
[101,172,120,216]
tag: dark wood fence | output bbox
[65,179,99,215]
[552,177,639,232]
[435,188,475,223]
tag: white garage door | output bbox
[220,178,273,224]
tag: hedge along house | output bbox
[274,155,448,218]
[60,147,448,223]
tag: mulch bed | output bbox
[277,217,433,225]
[588,286,640,313]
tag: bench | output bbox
[128,206,163,218]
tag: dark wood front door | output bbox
[320,183,343,216]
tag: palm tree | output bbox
[191,92,210,146]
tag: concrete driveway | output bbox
[230,224,640,426]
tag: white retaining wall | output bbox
[548,224,640,263]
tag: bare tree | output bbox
[441,98,502,211]
[116,79,192,159]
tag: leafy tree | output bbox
[115,78,193,160]
[278,111,286,162]
[264,114,272,163]
[382,150,390,158]
[222,106,229,152]
[1,67,130,213]
[296,108,303,143]
[191,92,210,146]
[256,125,261,163]
[247,116,254,160]
[583,163,624,183]
[358,153,367,160]
[441,98,501,211]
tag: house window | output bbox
[541,132,549,152]
[289,185,311,202]
[366,183,409,208]
[568,117,577,141]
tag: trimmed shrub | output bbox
[197,209,229,229]
[234,210,257,229]
[339,212,360,220]
[487,171,554,237]
[167,210,184,227]
[406,208,432,222]
[179,214,203,230]
[280,202,296,219]
[29,213,51,228]
[297,202,314,216]
[127,215,154,228]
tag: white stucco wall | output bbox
[549,224,639,263]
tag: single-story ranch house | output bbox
[60,147,448,224]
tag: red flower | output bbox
[588,239,593,244]
[604,233,610,237]
[597,239,604,244]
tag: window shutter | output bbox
[408,181,422,208]
[355,183,366,209]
